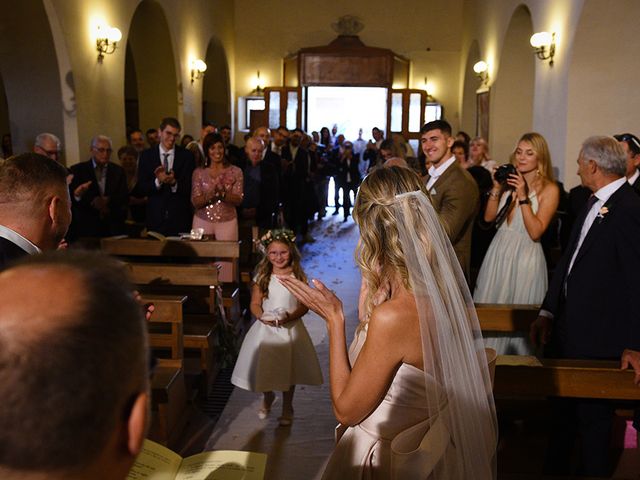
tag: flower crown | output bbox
[257,228,296,253]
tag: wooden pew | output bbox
[132,264,220,392]
[494,355,640,400]
[475,303,538,332]
[142,294,188,446]
[102,237,243,326]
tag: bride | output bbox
[279,166,497,479]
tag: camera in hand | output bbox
[493,163,517,186]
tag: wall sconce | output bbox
[530,32,556,66]
[423,76,435,101]
[250,70,264,96]
[190,59,207,84]
[473,61,489,85]
[95,23,122,63]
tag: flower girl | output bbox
[231,229,323,426]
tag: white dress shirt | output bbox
[426,155,456,191]
[628,169,639,186]
[567,177,626,274]
[156,145,178,193]
[0,224,41,255]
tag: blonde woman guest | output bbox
[191,132,243,282]
[474,133,560,353]
[469,136,496,172]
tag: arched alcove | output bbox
[202,37,231,128]
[460,41,481,136]
[126,0,178,133]
[565,0,640,188]
[490,5,534,165]
[0,0,63,155]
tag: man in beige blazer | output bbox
[421,120,479,279]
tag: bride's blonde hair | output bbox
[353,166,431,321]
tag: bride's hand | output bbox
[277,276,343,323]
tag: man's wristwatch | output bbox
[518,198,530,205]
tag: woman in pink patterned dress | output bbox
[191,132,243,282]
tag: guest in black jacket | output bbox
[334,141,361,222]
[68,135,128,241]
[0,153,70,270]
[240,137,279,229]
[136,117,195,236]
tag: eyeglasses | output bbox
[41,149,61,157]
[94,147,113,154]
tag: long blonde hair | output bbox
[512,132,555,184]
[353,166,431,321]
[254,239,307,298]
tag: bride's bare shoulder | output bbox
[369,292,418,330]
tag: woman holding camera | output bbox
[474,133,559,310]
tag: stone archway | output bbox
[202,37,232,129]
[490,5,534,165]
[460,40,481,136]
[0,0,64,156]
[126,0,179,134]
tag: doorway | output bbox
[306,86,387,142]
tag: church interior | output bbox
[2,1,640,479]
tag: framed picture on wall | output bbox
[476,89,490,140]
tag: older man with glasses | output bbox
[67,135,128,243]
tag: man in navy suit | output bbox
[0,153,71,270]
[531,136,640,477]
[136,117,195,236]
[67,135,128,241]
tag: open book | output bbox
[127,439,267,480]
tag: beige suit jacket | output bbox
[427,161,479,278]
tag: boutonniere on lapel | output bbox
[596,206,609,223]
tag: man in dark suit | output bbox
[614,133,640,193]
[240,137,280,229]
[531,136,640,477]
[68,135,128,241]
[281,128,314,242]
[421,120,479,279]
[334,141,361,222]
[0,153,71,270]
[136,117,195,236]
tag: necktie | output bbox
[95,164,106,195]
[162,153,170,172]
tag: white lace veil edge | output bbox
[392,191,498,479]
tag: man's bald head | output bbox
[245,136,265,166]
[0,251,148,477]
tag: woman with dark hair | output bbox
[191,132,243,282]
[319,127,332,149]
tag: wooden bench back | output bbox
[475,304,539,332]
[102,238,240,282]
[494,356,640,400]
[142,294,187,369]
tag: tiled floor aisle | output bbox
[205,215,361,480]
